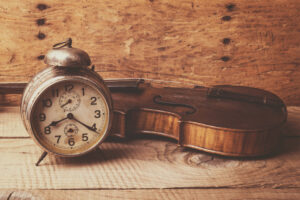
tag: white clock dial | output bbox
[31,81,109,155]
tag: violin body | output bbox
[108,79,287,157]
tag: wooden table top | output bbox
[0,106,299,199]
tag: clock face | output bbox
[31,80,110,156]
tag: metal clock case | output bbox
[21,39,113,162]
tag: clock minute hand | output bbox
[67,113,98,133]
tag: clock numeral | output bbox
[94,110,101,118]
[82,133,88,141]
[55,135,61,143]
[65,84,74,92]
[68,138,75,146]
[42,99,52,107]
[90,97,97,105]
[44,126,51,134]
[39,113,46,121]
[52,89,59,97]
[82,88,85,96]
[92,123,97,131]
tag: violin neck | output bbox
[104,79,145,91]
[0,78,146,94]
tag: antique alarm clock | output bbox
[21,39,113,165]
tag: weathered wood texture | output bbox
[284,106,300,136]
[0,0,299,105]
[0,106,299,191]
[1,137,300,190]
[0,94,21,106]
[0,189,299,200]
[0,106,299,199]
[0,107,24,137]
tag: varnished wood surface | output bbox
[0,0,300,105]
[0,106,299,199]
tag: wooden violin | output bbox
[108,79,287,157]
[0,78,287,157]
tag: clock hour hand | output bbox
[48,116,68,127]
[67,113,98,133]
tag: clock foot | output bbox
[35,151,48,166]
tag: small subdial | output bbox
[59,92,81,111]
[64,124,79,137]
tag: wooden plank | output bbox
[0,0,299,105]
[0,137,299,189]
[0,107,27,138]
[0,106,299,138]
[1,189,299,200]
[0,94,21,106]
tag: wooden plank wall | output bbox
[0,0,300,105]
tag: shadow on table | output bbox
[42,134,299,166]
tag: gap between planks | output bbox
[2,189,300,200]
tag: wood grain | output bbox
[284,106,300,137]
[0,137,299,189]
[0,107,26,138]
[181,121,281,157]
[0,107,299,198]
[0,0,299,105]
[0,94,21,106]
[1,189,299,200]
